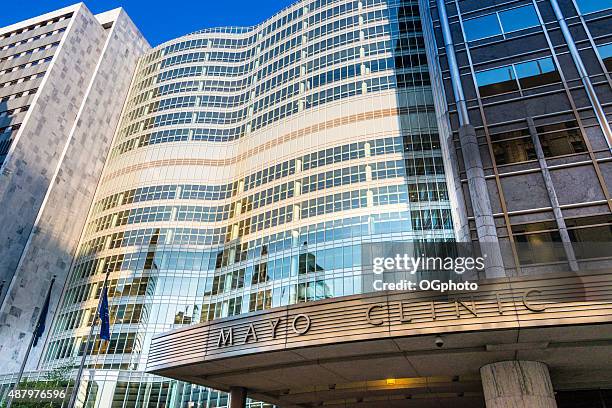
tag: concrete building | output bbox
[146,0,612,407]
[0,0,611,407]
[37,0,456,406]
[0,3,149,374]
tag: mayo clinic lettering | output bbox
[217,313,311,347]
[214,289,549,348]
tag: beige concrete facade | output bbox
[0,3,149,374]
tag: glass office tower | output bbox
[40,0,454,405]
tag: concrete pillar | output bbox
[295,180,302,196]
[293,204,301,221]
[481,361,557,408]
[434,0,505,276]
[366,189,374,207]
[231,224,239,240]
[229,387,247,408]
[459,124,505,278]
[365,164,372,182]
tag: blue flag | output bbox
[99,286,110,341]
[33,279,55,347]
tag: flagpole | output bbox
[67,270,111,408]
[6,276,56,408]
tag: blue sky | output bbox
[1,0,296,46]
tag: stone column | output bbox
[229,387,247,408]
[481,361,557,408]
[459,124,505,278]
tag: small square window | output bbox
[598,43,612,71]
[476,66,518,96]
[463,14,501,41]
[498,5,540,33]
[575,0,612,14]
[515,57,560,88]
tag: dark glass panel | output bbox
[598,43,612,71]
[515,57,560,88]
[476,66,519,96]
[463,14,502,41]
[576,0,612,14]
[492,137,536,165]
[499,5,540,33]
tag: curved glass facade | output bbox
[42,0,454,405]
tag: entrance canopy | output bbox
[148,270,612,407]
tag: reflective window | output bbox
[515,57,560,88]
[575,0,612,14]
[475,66,518,97]
[597,43,612,71]
[536,120,587,157]
[566,215,612,260]
[463,5,540,42]
[493,139,536,165]
[463,14,501,42]
[498,5,540,33]
[513,221,565,264]
[490,129,536,165]
[476,57,559,97]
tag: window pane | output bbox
[499,5,540,33]
[475,66,518,96]
[463,14,502,41]
[492,138,536,165]
[513,221,565,265]
[576,0,612,14]
[539,130,586,157]
[569,225,612,259]
[598,43,612,71]
[515,57,560,88]
[536,120,586,157]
